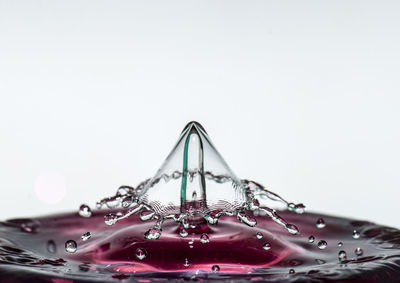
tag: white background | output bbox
[0,1,399,228]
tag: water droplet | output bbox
[212,265,220,273]
[104,213,118,226]
[289,269,295,274]
[355,247,363,256]
[285,223,299,235]
[144,228,161,240]
[180,229,188,238]
[200,233,209,244]
[316,218,326,229]
[65,240,77,253]
[81,232,91,241]
[317,240,327,249]
[338,242,343,247]
[352,230,360,239]
[262,242,271,250]
[256,232,263,239]
[47,240,56,253]
[183,258,190,267]
[106,198,120,209]
[135,248,147,260]
[295,203,305,214]
[78,204,92,218]
[121,196,133,208]
[338,250,347,261]
[308,235,315,243]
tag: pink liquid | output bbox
[1,209,400,282]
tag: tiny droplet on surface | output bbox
[355,247,363,256]
[317,240,327,250]
[352,230,360,239]
[200,233,209,244]
[78,204,92,218]
[212,265,220,273]
[81,232,91,241]
[316,218,326,229]
[308,235,315,243]
[262,242,271,250]
[256,232,263,239]
[135,248,147,260]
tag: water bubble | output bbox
[144,228,161,240]
[183,258,190,267]
[338,250,347,261]
[355,247,363,256]
[285,224,299,235]
[180,229,188,238]
[200,233,209,244]
[212,265,220,273]
[47,240,56,253]
[256,232,263,239]
[338,242,343,247]
[262,242,271,250]
[317,240,327,250]
[79,204,92,218]
[135,248,147,260]
[65,240,77,253]
[352,230,360,239]
[104,213,118,226]
[316,218,326,229]
[289,269,295,274]
[81,232,91,241]
[308,235,315,243]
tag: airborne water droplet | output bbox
[79,204,92,218]
[338,250,347,261]
[316,218,326,229]
[256,232,263,239]
[317,240,327,249]
[308,235,315,243]
[65,240,77,253]
[200,233,209,244]
[352,230,360,239]
[212,265,220,273]
[81,232,91,241]
[355,247,363,256]
[262,242,271,250]
[135,248,147,260]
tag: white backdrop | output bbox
[0,1,399,228]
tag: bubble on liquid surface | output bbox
[256,232,263,239]
[308,235,315,243]
[96,121,306,240]
[316,218,326,229]
[81,232,91,241]
[352,230,360,239]
[135,248,147,260]
[212,265,220,273]
[200,233,209,244]
[318,240,327,249]
[78,204,92,218]
[355,247,364,256]
[65,240,77,253]
[263,242,271,250]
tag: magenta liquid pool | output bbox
[0,122,399,282]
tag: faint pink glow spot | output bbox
[34,171,67,205]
